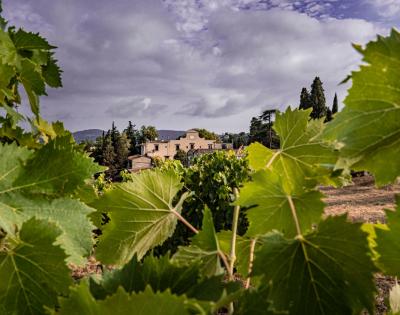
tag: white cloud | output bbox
[369,0,400,18]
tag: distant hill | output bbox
[73,129,186,143]
[73,129,104,143]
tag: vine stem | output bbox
[172,209,231,274]
[171,209,199,234]
[228,187,240,280]
[245,238,256,289]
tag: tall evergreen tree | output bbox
[110,121,120,148]
[332,93,338,114]
[102,134,116,177]
[299,87,311,110]
[310,77,327,119]
[325,107,333,122]
[115,132,130,170]
[124,121,139,155]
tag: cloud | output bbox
[106,97,168,118]
[368,0,400,18]
[2,0,386,133]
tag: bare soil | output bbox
[322,175,399,223]
[322,175,400,315]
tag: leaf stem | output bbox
[245,238,257,289]
[229,187,240,280]
[171,209,199,234]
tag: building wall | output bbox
[141,130,216,160]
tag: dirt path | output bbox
[322,175,400,223]
[322,175,400,315]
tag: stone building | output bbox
[140,129,217,160]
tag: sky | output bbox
[2,0,399,133]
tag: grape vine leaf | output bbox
[323,29,400,186]
[236,285,282,315]
[247,108,339,193]
[376,196,400,276]
[13,29,55,50]
[58,282,206,315]
[89,254,228,304]
[253,215,377,315]
[237,169,325,237]
[13,136,104,196]
[0,142,99,264]
[0,142,32,191]
[173,206,224,277]
[0,218,72,315]
[92,169,188,265]
[0,194,96,264]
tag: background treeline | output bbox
[88,122,158,179]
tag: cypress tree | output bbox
[332,93,338,114]
[325,107,333,122]
[115,132,130,170]
[110,121,120,148]
[124,121,139,155]
[299,87,311,110]
[102,134,116,177]
[310,77,327,119]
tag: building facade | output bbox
[140,129,217,160]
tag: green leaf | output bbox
[323,29,400,185]
[58,282,206,315]
[376,196,400,276]
[0,218,72,315]
[12,29,55,50]
[93,169,187,265]
[248,107,338,193]
[253,216,377,315]
[173,207,224,277]
[19,59,45,116]
[89,254,227,304]
[237,170,325,237]
[0,142,32,191]
[0,142,99,264]
[13,136,104,196]
[42,54,62,88]
[236,285,282,315]
[0,194,96,264]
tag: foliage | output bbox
[249,109,280,149]
[195,128,220,141]
[139,125,158,142]
[174,148,188,165]
[299,87,311,110]
[1,5,400,315]
[323,29,400,186]
[221,132,249,149]
[309,76,327,119]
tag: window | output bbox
[154,144,159,151]
[175,144,180,150]
[208,144,213,149]
[190,143,195,150]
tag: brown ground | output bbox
[322,175,400,315]
[322,175,400,223]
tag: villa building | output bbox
[140,129,220,160]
